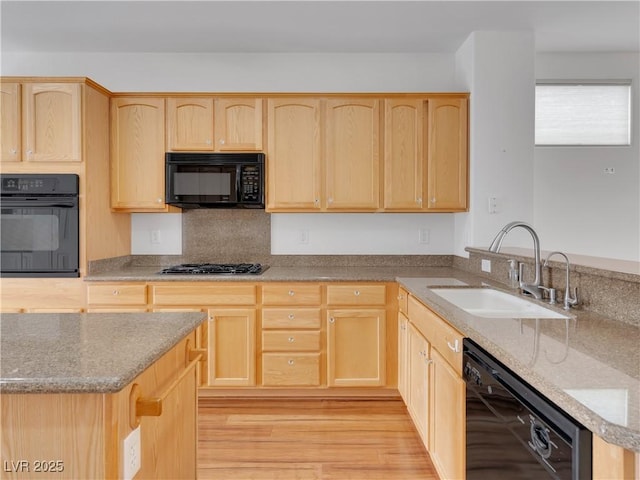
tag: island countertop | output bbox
[0,311,207,394]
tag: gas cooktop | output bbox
[158,263,267,275]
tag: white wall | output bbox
[454,31,536,256]
[534,53,640,261]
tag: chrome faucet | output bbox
[488,221,544,299]
[543,251,579,310]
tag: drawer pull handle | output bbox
[288,314,295,320]
[288,290,295,296]
[288,337,295,343]
[113,290,119,295]
[354,290,360,296]
[288,359,294,366]
[129,352,202,429]
[447,339,460,353]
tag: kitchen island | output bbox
[0,311,207,479]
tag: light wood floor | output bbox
[198,398,439,480]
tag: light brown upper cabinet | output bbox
[111,97,168,211]
[0,82,21,162]
[426,97,468,212]
[1,82,82,163]
[383,99,425,210]
[166,97,263,152]
[214,98,263,151]
[266,94,468,213]
[325,98,381,211]
[166,97,214,151]
[266,98,322,211]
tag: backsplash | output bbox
[456,248,640,326]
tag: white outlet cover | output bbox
[123,426,141,480]
[481,259,492,273]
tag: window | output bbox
[535,82,631,146]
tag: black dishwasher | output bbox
[464,338,591,480]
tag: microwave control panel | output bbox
[240,166,262,203]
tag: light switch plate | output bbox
[481,259,492,273]
[123,426,141,480]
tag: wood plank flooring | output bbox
[198,398,439,480]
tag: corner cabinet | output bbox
[426,97,468,211]
[110,97,168,211]
[1,82,82,163]
[404,294,465,480]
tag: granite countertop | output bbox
[398,276,640,453]
[82,263,640,452]
[0,311,207,394]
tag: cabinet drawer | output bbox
[326,284,386,306]
[262,309,321,329]
[151,284,256,306]
[262,284,321,305]
[262,353,321,386]
[408,296,463,375]
[262,331,321,352]
[87,284,147,306]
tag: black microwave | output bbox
[165,152,265,208]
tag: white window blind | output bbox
[535,83,631,146]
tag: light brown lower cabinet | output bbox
[0,333,198,479]
[407,322,431,448]
[397,312,409,403]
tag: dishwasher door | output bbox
[464,339,591,480]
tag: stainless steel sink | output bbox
[430,288,569,319]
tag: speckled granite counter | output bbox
[398,277,640,453]
[0,311,207,394]
[82,264,639,452]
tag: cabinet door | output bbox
[383,99,425,210]
[325,99,380,210]
[111,97,166,210]
[0,82,21,162]
[397,313,409,404]
[166,97,214,151]
[426,97,468,211]
[430,347,465,480]
[215,98,263,151]
[207,308,256,386]
[23,83,82,162]
[408,323,430,448]
[327,308,386,386]
[266,98,322,211]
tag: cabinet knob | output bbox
[288,313,295,320]
[219,139,225,145]
[288,290,295,296]
[112,290,120,296]
[288,359,295,366]
[431,197,437,204]
[425,358,433,365]
[206,139,212,145]
[328,197,333,204]
[27,150,33,156]
[447,339,460,353]
[329,317,335,324]
[314,198,320,205]
[397,294,404,300]
[288,337,295,343]
[156,198,163,203]
[354,290,360,296]
[417,197,422,205]
[10,148,17,154]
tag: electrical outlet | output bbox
[418,228,430,245]
[481,259,492,273]
[123,426,141,480]
[488,196,498,214]
[150,230,161,245]
[604,167,616,174]
[298,229,309,245]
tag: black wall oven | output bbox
[1,174,79,278]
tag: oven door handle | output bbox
[1,200,77,208]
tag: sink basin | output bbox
[430,288,569,319]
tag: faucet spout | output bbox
[488,221,543,299]
[543,251,579,310]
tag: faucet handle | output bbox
[568,287,579,306]
[539,286,557,304]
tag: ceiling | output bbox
[1,1,639,54]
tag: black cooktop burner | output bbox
[158,263,267,275]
